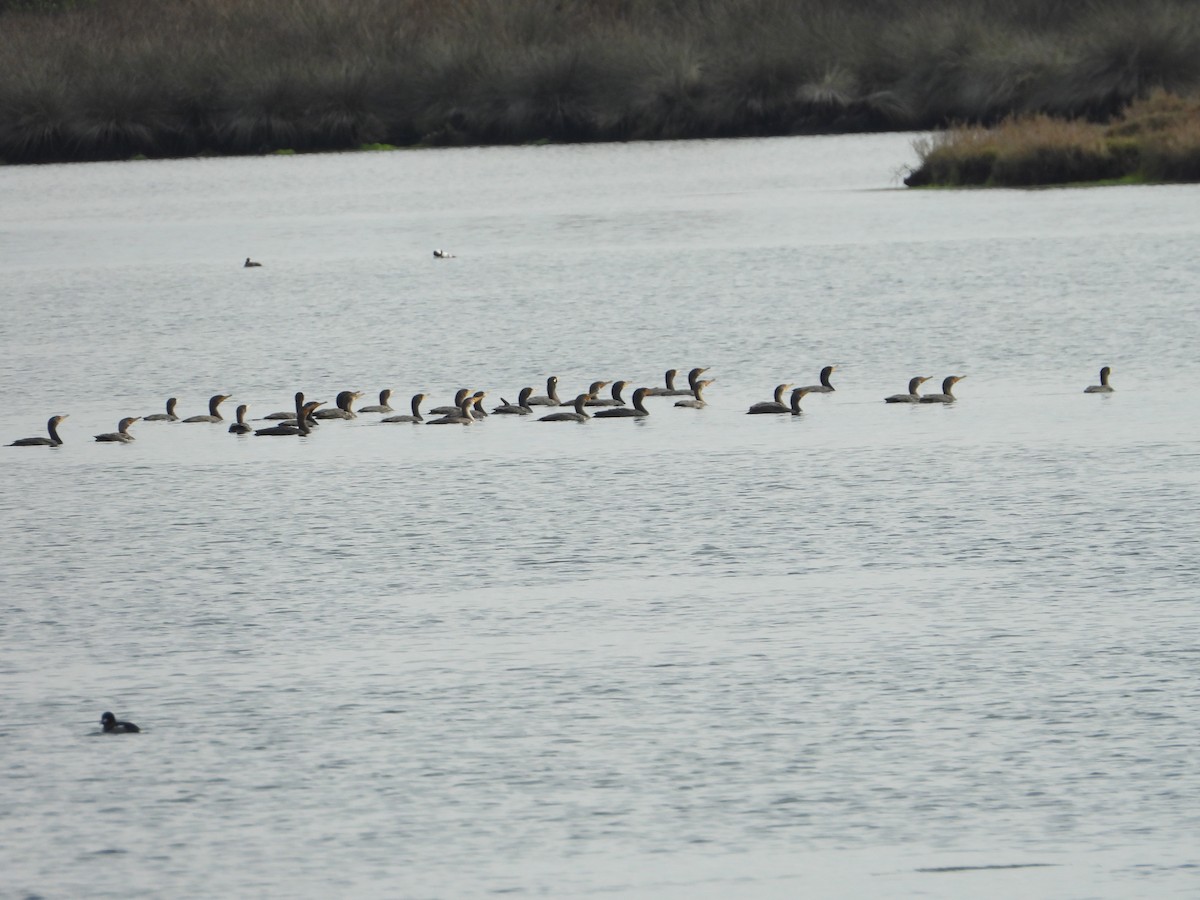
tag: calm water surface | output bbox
[2,135,1199,898]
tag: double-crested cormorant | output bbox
[94,417,140,442]
[595,388,650,418]
[313,390,362,420]
[100,712,139,733]
[645,369,680,397]
[538,393,590,422]
[256,393,322,436]
[429,389,471,416]
[800,365,837,393]
[228,405,253,433]
[493,387,534,415]
[183,394,231,422]
[470,392,489,418]
[358,389,394,413]
[382,394,426,423]
[748,384,793,414]
[885,377,930,403]
[526,376,562,407]
[563,381,609,405]
[675,379,714,408]
[586,380,629,407]
[9,415,67,447]
[787,387,811,415]
[144,398,178,421]
[1085,366,1114,393]
[427,396,475,425]
[920,376,967,403]
[663,367,709,396]
[244,258,262,268]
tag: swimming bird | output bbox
[100,712,139,734]
[800,365,837,393]
[564,381,609,406]
[382,394,426,423]
[429,389,472,416]
[94,417,140,442]
[469,392,489,418]
[586,380,629,407]
[313,390,363,420]
[244,258,262,268]
[143,398,178,421]
[358,389,394,413]
[645,369,680,397]
[594,387,651,418]
[9,415,67,447]
[885,377,930,403]
[787,387,812,415]
[426,396,475,425]
[675,379,714,408]
[538,393,591,422]
[526,376,562,407]
[255,394,322,436]
[492,387,535,415]
[228,405,253,433]
[748,384,793,414]
[182,394,231,422]
[663,367,709,396]
[1085,366,1114,393]
[920,376,967,403]
[433,249,455,259]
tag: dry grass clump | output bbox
[2,0,1200,163]
[906,90,1200,186]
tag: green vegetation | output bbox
[905,90,1200,186]
[2,0,1200,164]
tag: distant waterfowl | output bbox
[427,396,475,425]
[143,397,178,421]
[1085,366,1114,393]
[429,389,472,416]
[493,387,535,415]
[228,405,253,433]
[470,392,489,418]
[382,394,426,423]
[663,367,710,396]
[920,376,967,403]
[256,394,322,436]
[433,249,455,259]
[9,415,67,447]
[358,389,394,413]
[787,387,811,415]
[748,384,793,414]
[243,258,262,268]
[645,369,680,397]
[538,393,591,422]
[313,390,363,420]
[594,387,650,418]
[565,381,609,405]
[675,379,714,408]
[800,365,837,393]
[586,380,629,407]
[526,376,562,407]
[94,417,139,443]
[885,377,930,403]
[100,712,139,734]
[182,394,231,422]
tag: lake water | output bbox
[1,135,1198,898]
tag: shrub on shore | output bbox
[2,0,1200,164]
[905,90,1200,186]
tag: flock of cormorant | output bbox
[6,365,1115,448]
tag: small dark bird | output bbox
[244,257,262,268]
[100,712,140,734]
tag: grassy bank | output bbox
[904,90,1200,186]
[3,0,1200,164]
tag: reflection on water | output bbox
[1,135,1199,898]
